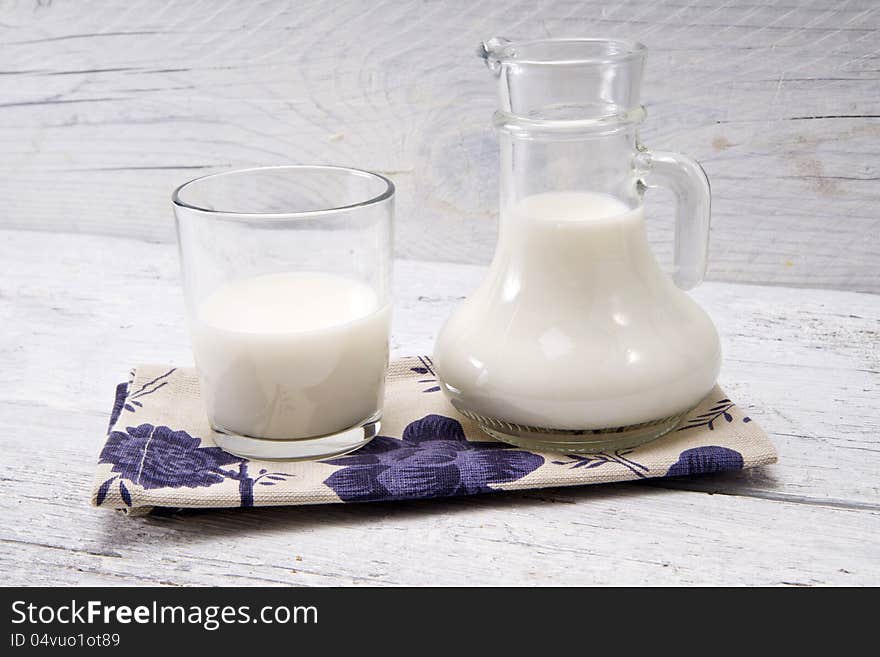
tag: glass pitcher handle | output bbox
[637,150,712,290]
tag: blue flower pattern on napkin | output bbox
[552,450,650,478]
[322,414,545,502]
[410,355,441,393]
[97,382,296,507]
[97,423,256,507]
[95,363,767,510]
[666,446,744,477]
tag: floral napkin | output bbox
[91,357,777,514]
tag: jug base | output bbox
[453,405,688,453]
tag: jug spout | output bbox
[477,37,512,74]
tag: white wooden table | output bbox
[1,229,877,586]
[2,0,879,292]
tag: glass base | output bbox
[452,403,687,453]
[211,412,381,461]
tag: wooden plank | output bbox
[0,229,878,585]
[0,0,878,291]
[2,451,877,586]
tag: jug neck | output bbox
[480,37,646,123]
[483,37,649,214]
[498,121,645,218]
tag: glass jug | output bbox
[433,38,721,453]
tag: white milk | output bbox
[434,191,721,430]
[191,272,390,440]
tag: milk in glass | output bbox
[192,272,390,439]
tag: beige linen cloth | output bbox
[92,356,776,513]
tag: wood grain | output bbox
[0,229,877,585]
[0,0,878,291]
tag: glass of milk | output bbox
[173,166,393,460]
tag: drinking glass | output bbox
[173,165,394,460]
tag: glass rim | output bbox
[172,164,395,219]
[490,37,646,66]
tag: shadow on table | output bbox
[96,466,780,546]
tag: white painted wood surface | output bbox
[1,1,879,291]
[1,229,878,586]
